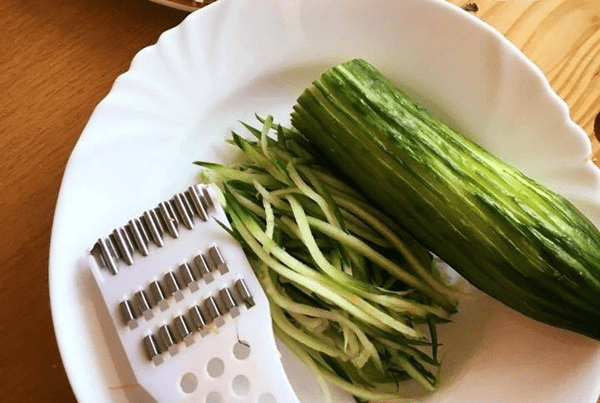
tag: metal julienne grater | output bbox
[88,184,301,403]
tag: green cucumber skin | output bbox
[291,59,600,340]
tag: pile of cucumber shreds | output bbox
[195,116,462,403]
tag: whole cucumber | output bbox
[291,58,600,340]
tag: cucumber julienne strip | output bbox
[227,181,433,308]
[194,162,279,187]
[291,162,370,280]
[261,182,391,248]
[230,196,427,338]
[273,324,334,403]
[288,163,339,227]
[197,115,458,400]
[256,263,383,371]
[262,192,275,239]
[331,196,463,302]
[270,301,345,359]
[229,184,435,313]
[227,197,422,337]
[285,196,450,316]
[267,205,448,318]
[276,326,417,403]
[260,115,273,159]
[304,214,454,310]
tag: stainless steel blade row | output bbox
[118,245,231,327]
[91,184,213,275]
[140,278,254,365]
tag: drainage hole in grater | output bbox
[232,374,250,395]
[232,341,251,360]
[258,392,277,403]
[205,391,224,403]
[180,372,198,394]
[206,357,225,378]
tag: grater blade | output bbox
[88,184,301,403]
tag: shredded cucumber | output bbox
[195,116,458,402]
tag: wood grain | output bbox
[0,1,187,402]
[0,1,598,403]
[463,0,600,163]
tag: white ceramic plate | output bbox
[50,0,600,402]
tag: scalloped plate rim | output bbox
[49,0,600,402]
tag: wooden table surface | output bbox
[1,0,598,402]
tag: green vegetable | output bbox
[196,116,460,401]
[461,3,478,12]
[291,58,600,341]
